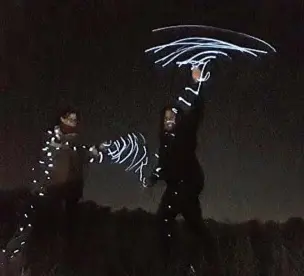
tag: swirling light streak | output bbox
[145,28,276,108]
[115,137,127,163]
[119,134,135,164]
[110,140,125,163]
[152,24,277,52]
[127,137,147,172]
[134,155,148,184]
[145,37,269,68]
[103,132,148,184]
[125,134,140,171]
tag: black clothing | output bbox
[153,105,218,269]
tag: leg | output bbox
[156,184,180,268]
[182,195,220,273]
[181,165,220,273]
[64,197,79,240]
[61,182,83,269]
[62,181,83,239]
[24,191,65,274]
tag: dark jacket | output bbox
[155,105,202,180]
[36,126,100,200]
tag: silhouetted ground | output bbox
[1,188,304,276]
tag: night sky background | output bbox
[0,0,303,222]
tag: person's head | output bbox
[58,107,80,135]
[163,106,178,132]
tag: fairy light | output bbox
[2,126,148,265]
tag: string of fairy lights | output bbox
[1,126,148,265]
[1,25,277,268]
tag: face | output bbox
[164,109,176,132]
[61,112,78,128]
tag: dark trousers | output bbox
[46,182,83,244]
[29,182,83,255]
[156,163,218,269]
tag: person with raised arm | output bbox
[148,67,219,274]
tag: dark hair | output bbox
[159,104,183,134]
[159,103,203,139]
[54,105,81,126]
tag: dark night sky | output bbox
[0,0,303,222]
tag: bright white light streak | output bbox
[178,97,192,107]
[104,132,148,184]
[110,140,125,162]
[135,156,148,183]
[139,133,146,143]
[128,134,147,171]
[125,134,140,171]
[146,29,276,108]
[114,137,127,163]
[145,37,270,66]
[98,152,103,163]
[151,25,277,53]
[119,135,134,164]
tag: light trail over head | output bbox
[145,25,276,109]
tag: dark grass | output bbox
[1,188,304,276]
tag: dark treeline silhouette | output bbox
[1,188,304,275]
[0,1,303,275]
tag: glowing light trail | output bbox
[145,25,276,108]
